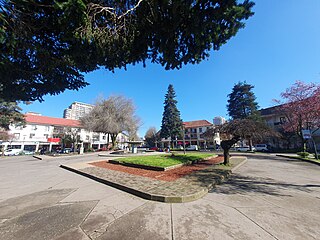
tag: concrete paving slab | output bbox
[237,206,320,240]
[59,182,121,202]
[97,202,171,240]
[253,192,320,217]
[0,201,97,240]
[54,227,91,240]
[0,188,75,219]
[204,192,274,208]
[172,198,275,240]
[81,193,146,239]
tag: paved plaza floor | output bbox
[0,152,319,239]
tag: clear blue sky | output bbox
[20,0,320,137]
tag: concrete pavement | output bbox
[0,153,319,239]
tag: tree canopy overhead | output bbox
[0,0,254,102]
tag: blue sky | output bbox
[20,0,320,136]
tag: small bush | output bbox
[297,152,310,158]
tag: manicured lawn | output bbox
[117,153,217,168]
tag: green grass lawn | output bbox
[117,153,217,168]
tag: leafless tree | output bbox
[80,95,140,148]
[144,127,158,147]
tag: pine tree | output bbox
[160,85,183,146]
[227,82,259,120]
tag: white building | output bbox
[1,113,129,152]
[213,116,226,126]
[184,120,220,148]
[63,102,94,120]
[160,120,221,149]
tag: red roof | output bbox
[25,114,81,127]
[183,120,213,128]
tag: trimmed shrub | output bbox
[297,152,310,158]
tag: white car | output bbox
[186,145,198,151]
[236,146,256,152]
[4,149,22,156]
[255,144,269,152]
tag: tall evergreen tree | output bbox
[227,82,259,120]
[0,99,25,130]
[160,85,183,146]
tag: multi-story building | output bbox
[63,102,94,120]
[184,120,220,148]
[1,113,129,152]
[160,120,220,149]
[260,106,320,150]
[213,116,226,126]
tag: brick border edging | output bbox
[60,157,247,203]
[276,154,320,166]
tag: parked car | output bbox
[149,147,159,151]
[236,146,256,152]
[186,145,198,151]
[4,149,22,156]
[22,150,35,155]
[254,144,269,152]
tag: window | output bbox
[86,135,89,141]
[30,133,35,139]
[199,128,202,133]
[280,117,286,124]
[45,126,50,132]
[44,134,49,139]
[102,136,106,140]
[14,133,20,140]
[31,125,37,130]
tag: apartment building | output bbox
[159,120,220,149]
[1,113,128,152]
[213,116,226,126]
[63,102,94,120]
[184,120,220,148]
[260,106,320,150]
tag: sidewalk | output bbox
[61,156,247,203]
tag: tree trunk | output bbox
[223,148,230,165]
[110,133,118,149]
[221,137,239,165]
[249,138,253,151]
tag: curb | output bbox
[33,155,43,160]
[60,157,247,203]
[276,154,320,166]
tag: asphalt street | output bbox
[0,153,319,240]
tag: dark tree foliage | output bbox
[0,99,25,130]
[160,84,183,144]
[227,81,259,120]
[0,0,254,102]
[220,119,276,164]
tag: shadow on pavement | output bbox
[209,173,320,196]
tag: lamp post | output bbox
[182,123,186,155]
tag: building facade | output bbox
[1,113,129,152]
[184,120,220,148]
[159,120,221,149]
[260,106,320,151]
[213,116,226,126]
[63,102,94,120]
